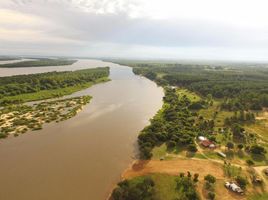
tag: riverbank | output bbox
[0,60,164,200]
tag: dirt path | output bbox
[122,159,225,180]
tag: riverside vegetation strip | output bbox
[0,58,77,68]
[0,67,110,138]
[0,67,109,106]
[110,61,268,200]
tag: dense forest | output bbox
[0,59,76,68]
[0,67,109,105]
[138,87,202,159]
[119,62,268,111]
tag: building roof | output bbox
[201,140,213,147]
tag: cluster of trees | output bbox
[250,145,267,155]
[221,94,268,111]
[138,88,199,158]
[0,59,76,68]
[225,111,255,126]
[197,118,215,134]
[111,177,155,200]
[176,172,200,200]
[236,176,248,189]
[188,101,207,110]
[130,63,268,111]
[204,174,216,200]
[0,67,109,105]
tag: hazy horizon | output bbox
[1,0,268,61]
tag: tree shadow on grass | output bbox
[237,150,245,159]
[251,153,267,164]
[225,150,235,160]
[185,151,195,158]
[166,144,185,154]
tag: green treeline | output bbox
[112,173,199,200]
[138,87,200,159]
[112,177,155,200]
[0,59,77,68]
[128,63,268,111]
[0,67,109,105]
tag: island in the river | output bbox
[0,67,109,138]
[110,61,268,200]
[0,58,77,68]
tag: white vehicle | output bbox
[225,182,244,195]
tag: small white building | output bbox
[209,144,216,148]
[198,136,207,141]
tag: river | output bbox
[0,59,163,200]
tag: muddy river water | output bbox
[0,59,163,200]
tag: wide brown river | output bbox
[0,59,163,200]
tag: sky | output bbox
[0,0,268,61]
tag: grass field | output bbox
[150,174,180,200]
[176,88,201,102]
[123,173,199,200]
[152,144,168,159]
[245,121,268,141]
[248,193,268,200]
[198,100,220,119]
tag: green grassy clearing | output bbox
[214,110,234,127]
[245,121,268,141]
[127,173,187,200]
[198,100,220,119]
[223,163,243,178]
[150,174,182,200]
[203,150,224,160]
[152,144,168,159]
[248,193,268,200]
[176,88,201,102]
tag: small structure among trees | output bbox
[201,140,216,149]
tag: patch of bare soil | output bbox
[122,159,224,180]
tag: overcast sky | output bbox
[0,0,268,61]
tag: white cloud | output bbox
[0,0,268,61]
